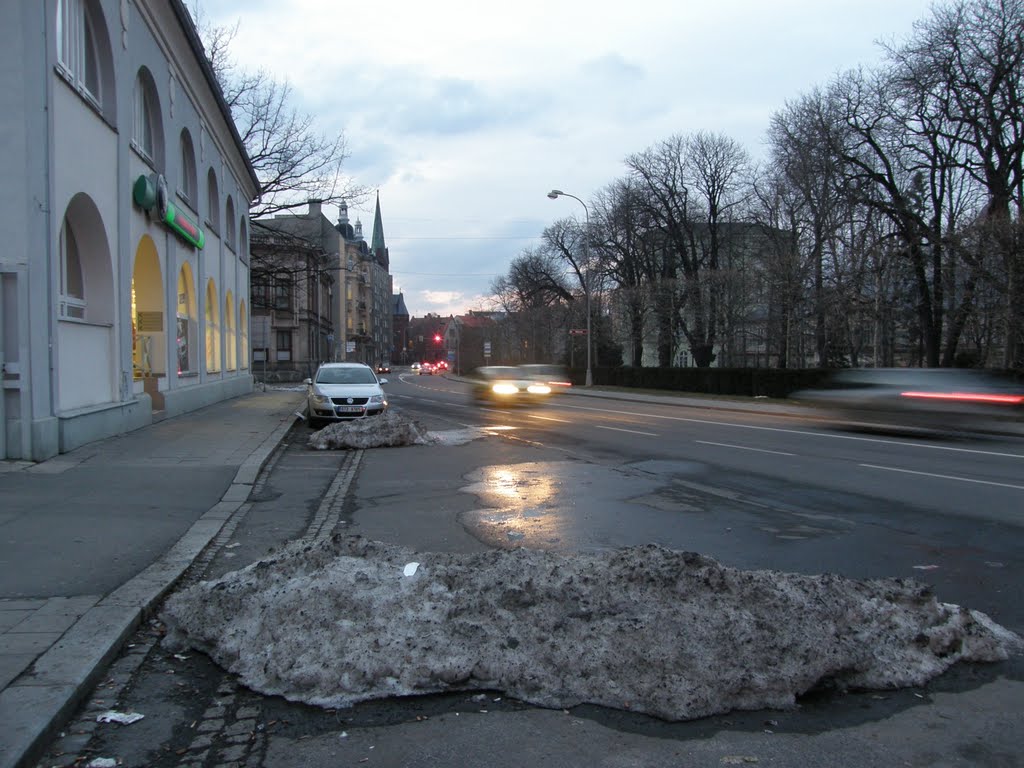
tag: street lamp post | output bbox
[547,189,593,387]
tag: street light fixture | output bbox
[547,189,593,387]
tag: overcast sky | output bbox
[196,0,936,318]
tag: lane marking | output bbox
[595,425,659,437]
[528,414,572,423]
[860,463,1024,491]
[555,403,1024,459]
[696,440,795,456]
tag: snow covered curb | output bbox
[161,536,1021,721]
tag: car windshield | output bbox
[315,367,377,385]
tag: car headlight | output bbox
[310,392,331,404]
[527,383,551,395]
[368,394,384,405]
[492,382,519,395]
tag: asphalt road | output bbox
[35,373,1024,767]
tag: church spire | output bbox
[370,191,389,268]
[371,191,385,251]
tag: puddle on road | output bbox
[459,461,665,550]
[461,462,579,548]
[453,450,855,550]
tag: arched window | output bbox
[56,194,115,410]
[239,218,249,265]
[176,265,198,375]
[179,129,197,206]
[205,278,221,373]
[206,168,220,234]
[132,68,164,168]
[59,217,85,320]
[225,196,236,251]
[224,292,236,371]
[57,0,116,123]
[239,301,249,370]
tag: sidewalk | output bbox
[0,387,305,768]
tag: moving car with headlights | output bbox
[419,362,434,375]
[376,362,391,374]
[470,365,554,406]
[304,362,388,428]
[518,364,573,392]
[792,367,1023,434]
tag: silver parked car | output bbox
[304,362,388,428]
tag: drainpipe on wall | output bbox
[42,0,57,433]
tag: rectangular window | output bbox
[251,280,270,308]
[276,331,292,361]
[274,281,291,311]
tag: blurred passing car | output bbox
[411,362,422,373]
[792,368,1023,434]
[518,364,572,393]
[470,365,553,406]
[304,362,388,428]
[418,362,434,375]
[376,362,391,374]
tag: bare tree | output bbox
[626,132,750,368]
[883,0,1024,365]
[189,5,365,218]
[591,179,658,367]
[490,249,574,364]
[767,90,852,366]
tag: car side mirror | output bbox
[379,378,388,384]
[303,378,312,385]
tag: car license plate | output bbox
[336,405,364,414]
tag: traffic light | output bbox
[434,333,442,343]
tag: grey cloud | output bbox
[580,52,646,84]
[385,77,551,137]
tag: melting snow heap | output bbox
[307,410,434,450]
[162,536,1021,721]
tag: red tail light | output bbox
[900,391,1024,405]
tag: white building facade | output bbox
[0,0,259,461]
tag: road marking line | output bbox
[860,463,1024,491]
[696,440,795,456]
[595,425,659,437]
[528,414,572,423]
[554,403,1024,459]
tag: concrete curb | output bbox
[0,404,300,768]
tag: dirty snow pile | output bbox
[308,410,435,450]
[161,536,1021,721]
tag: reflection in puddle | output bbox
[461,462,578,549]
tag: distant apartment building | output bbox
[249,201,340,380]
[360,194,395,368]
[392,292,410,365]
[250,197,394,379]
[1,0,259,460]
